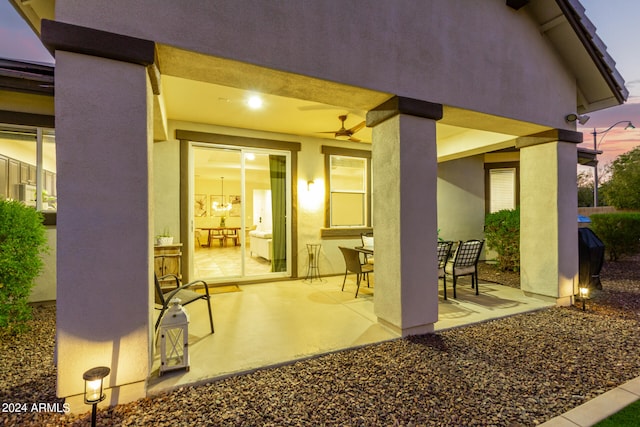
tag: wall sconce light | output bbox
[578,285,589,311]
[83,366,110,427]
[307,180,315,191]
[159,298,190,376]
[565,113,590,125]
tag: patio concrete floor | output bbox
[148,275,555,395]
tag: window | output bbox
[488,167,516,213]
[0,125,57,212]
[322,146,372,232]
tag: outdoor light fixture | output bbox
[578,286,590,311]
[565,113,590,125]
[247,95,263,109]
[83,366,110,427]
[307,180,315,191]
[592,121,635,207]
[159,298,190,375]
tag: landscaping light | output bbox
[83,366,110,427]
[579,286,589,311]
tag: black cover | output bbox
[578,228,605,290]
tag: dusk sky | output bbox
[0,0,638,167]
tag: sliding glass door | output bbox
[191,143,290,282]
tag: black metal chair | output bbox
[444,240,484,298]
[437,240,454,300]
[339,246,374,298]
[154,273,214,334]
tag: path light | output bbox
[159,298,190,375]
[579,285,590,311]
[83,366,110,427]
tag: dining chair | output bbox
[224,228,239,246]
[437,240,454,300]
[210,228,225,247]
[154,273,215,334]
[339,246,374,298]
[444,240,484,298]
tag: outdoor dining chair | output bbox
[444,239,484,299]
[154,273,215,334]
[339,246,374,298]
[437,240,454,300]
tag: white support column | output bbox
[370,105,439,336]
[55,51,153,408]
[519,138,578,305]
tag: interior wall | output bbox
[437,156,486,245]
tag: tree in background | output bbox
[600,146,640,209]
[577,171,595,207]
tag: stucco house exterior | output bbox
[4,0,627,407]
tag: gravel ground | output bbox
[1,258,639,427]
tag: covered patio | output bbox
[148,274,554,394]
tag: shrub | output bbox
[590,212,640,261]
[0,200,48,336]
[484,208,520,272]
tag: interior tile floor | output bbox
[193,244,273,278]
[148,274,555,395]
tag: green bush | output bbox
[0,200,48,336]
[484,208,520,272]
[590,212,640,261]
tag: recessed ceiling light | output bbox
[247,95,263,109]
[245,153,256,160]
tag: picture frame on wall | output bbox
[229,195,241,217]
[194,194,208,217]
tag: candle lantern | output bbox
[159,298,190,375]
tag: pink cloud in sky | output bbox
[578,97,640,167]
[0,2,53,64]
[0,28,53,64]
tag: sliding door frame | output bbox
[177,129,300,283]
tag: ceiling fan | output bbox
[319,114,366,142]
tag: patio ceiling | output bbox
[156,44,547,166]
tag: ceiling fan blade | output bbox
[349,120,366,134]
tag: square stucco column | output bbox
[55,51,153,407]
[519,140,578,305]
[372,114,438,336]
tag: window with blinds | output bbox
[489,168,516,213]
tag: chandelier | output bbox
[212,176,232,212]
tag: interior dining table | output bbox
[199,227,241,247]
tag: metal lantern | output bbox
[159,298,190,375]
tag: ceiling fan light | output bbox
[335,134,350,141]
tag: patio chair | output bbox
[360,232,374,281]
[444,239,484,298]
[437,240,454,300]
[154,273,215,334]
[339,246,374,298]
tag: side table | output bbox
[305,243,322,282]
